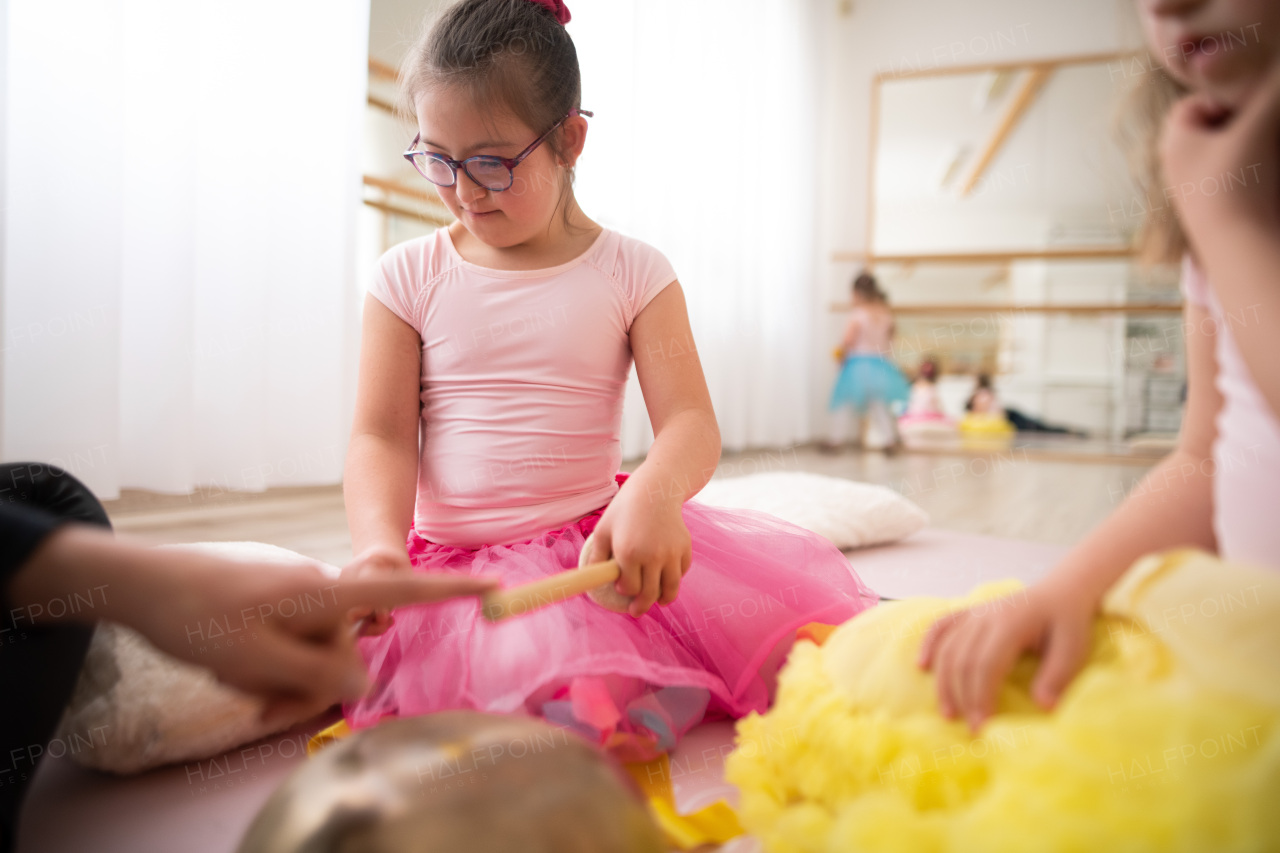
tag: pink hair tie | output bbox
[528,0,571,25]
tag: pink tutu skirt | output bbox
[345,475,877,761]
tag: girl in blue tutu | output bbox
[827,272,910,451]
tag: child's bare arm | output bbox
[1032,298,1220,598]
[628,283,720,506]
[344,295,422,571]
[838,314,862,357]
[586,282,720,617]
[10,525,494,723]
[919,300,1221,730]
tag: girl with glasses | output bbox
[341,0,875,760]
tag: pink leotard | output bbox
[369,227,676,548]
[1183,256,1280,569]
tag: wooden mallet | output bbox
[480,558,621,623]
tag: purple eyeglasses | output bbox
[404,108,593,193]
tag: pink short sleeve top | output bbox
[368,227,676,548]
[848,306,894,356]
[1182,256,1280,569]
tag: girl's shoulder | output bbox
[376,229,460,292]
[584,230,679,325]
[368,230,462,329]
[586,230,674,280]
[848,304,878,324]
[862,303,892,322]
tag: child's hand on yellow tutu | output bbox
[587,485,692,618]
[341,544,414,637]
[917,580,1095,731]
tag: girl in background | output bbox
[899,357,950,421]
[958,373,1016,439]
[827,272,911,451]
[920,0,1280,730]
[964,373,1082,435]
[898,356,957,441]
[342,0,875,761]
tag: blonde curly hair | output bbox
[1114,58,1189,265]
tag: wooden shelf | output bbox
[361,197,451,228]
[833,246,1136,265]
[361,174,452,227]
[363,174,445,208]
[874,50,1138,82]
[368,57,399,82]
[830,303,1183,315]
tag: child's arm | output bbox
[585,282,720,617]
[1160,65,1280,420]
[342,296,424,630]
[837,313,862,359]
[919,299,1222,730]
[9,524,493,724]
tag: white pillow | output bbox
[692,471,928,549]
[56,541,339,775]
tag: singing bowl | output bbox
[237,712,664,853]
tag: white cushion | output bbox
[56,542,339,775]
[692,471,928,549]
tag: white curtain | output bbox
[1,0,369,498]
[571,0,821,458]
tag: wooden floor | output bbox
[104,442,1157,569]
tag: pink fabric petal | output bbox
[569,677,622,732]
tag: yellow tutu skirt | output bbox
[726,550,1280,852]
[958,412,1014,435]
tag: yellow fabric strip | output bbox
[649,798,746,849]
[795,621,839,646]
[625,755,674,803]
[305,719,352,756]
[626,754,746,849]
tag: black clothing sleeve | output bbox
[0,464,111,853]
[1,504,65,614]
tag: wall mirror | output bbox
[844,53,1183,441]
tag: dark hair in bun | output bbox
[852,271,888,305]
[400,0,584,224]
[402,0,581,170]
